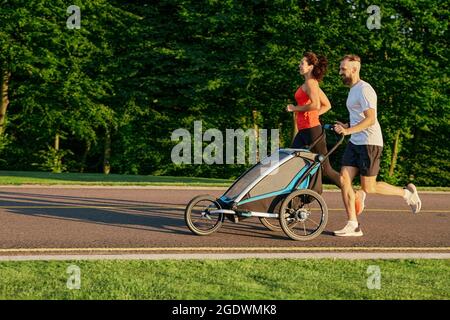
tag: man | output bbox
[333,54,422,237]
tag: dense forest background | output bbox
[0,0,448,186]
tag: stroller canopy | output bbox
[222,149,322,212]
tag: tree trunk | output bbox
[54,132,61,173]
[389,130,401,177]
[54,132,60,150]
[103,127,111,174]
[0,70,11,136]
[80,140,91,173]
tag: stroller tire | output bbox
[259,217,299,232]
[185,194,223,236]
[259,217,282,231]
[279,189,328,241]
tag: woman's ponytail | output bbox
[303,52,328,81]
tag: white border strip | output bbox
[1,252,450,261]
[0,247,449,253]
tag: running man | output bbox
[333,54,422,237]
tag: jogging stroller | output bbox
[184,124,344,241]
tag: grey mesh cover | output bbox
[248,157,307,198]
[223,151,291,200]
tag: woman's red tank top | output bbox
[294,87,320,130]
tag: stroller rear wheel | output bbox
[185,195,223,236]
[279,189,328,241]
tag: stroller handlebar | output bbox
[321,123,345,162]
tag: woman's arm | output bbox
[286,79,321,112]
[318,88,331,116]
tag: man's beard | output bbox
[341,75,352,86]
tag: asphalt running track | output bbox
[0,186,449,260]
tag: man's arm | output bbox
[334,109,376,135]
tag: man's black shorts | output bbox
[341,142,383,176]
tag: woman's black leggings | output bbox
[291,125,341,188]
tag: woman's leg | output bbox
[291,128,311,149]
[322,158,341,188]
[309,126,341,188]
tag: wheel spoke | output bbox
[307,217,320,227]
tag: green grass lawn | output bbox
[0,259,448,300]
[0,171,448,191]
[0,170,233,187]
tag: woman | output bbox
[286,52,341,187]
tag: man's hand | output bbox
[334,121,350,135]
[286,104,295,112]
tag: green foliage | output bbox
[0,0,448,186]
[33,145,74,173]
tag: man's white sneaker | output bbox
[334,222,363,237]
[406,183,422,214]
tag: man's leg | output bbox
[316,138,364,211]
[322,159,365,214]
[339,166,360,221]
[334,166,364,236]
[361,177,422,213]
[355,144,423,215]
[334,141,365,236]
[354,189,366,216]
[361,176,403,196]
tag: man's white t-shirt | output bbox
[346,80,383,146]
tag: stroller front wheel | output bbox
[185,195,223,236]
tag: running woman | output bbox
[286,52,341,187]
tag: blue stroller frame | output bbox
[184,124,344,241]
